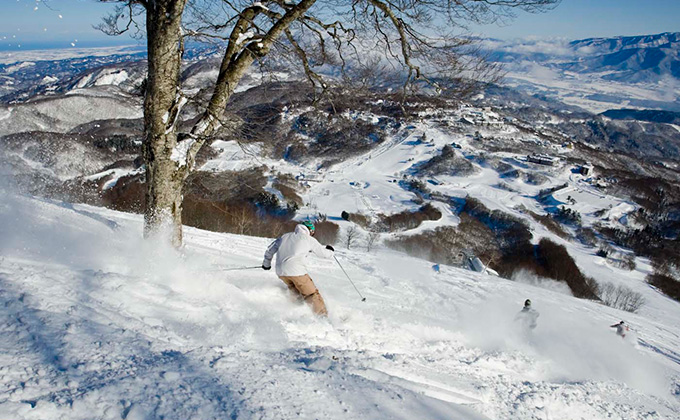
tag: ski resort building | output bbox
[580,162,594,176]
[527,154,557,166]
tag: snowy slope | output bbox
[199,112,636,234]
[1,192,679,419]
[0,87,142,137]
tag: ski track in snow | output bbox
[1,193,680,419]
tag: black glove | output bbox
[262,265,271,270]
[326,245,335,252]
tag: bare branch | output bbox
[185,0,319,167]
[95,2,145,37]
[97,0,560,244]
[284,29,326,90]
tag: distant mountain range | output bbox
[489,32,680,84]
[569,32,679,56]
[2,32,679,119]
[564,32,680,83]
[484,32,680,112]
[0,44,215,102]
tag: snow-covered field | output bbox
[1,187,679,419]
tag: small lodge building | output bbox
[579,162,594,176]
[527,154,556,166]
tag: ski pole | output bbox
[333,255,366,302]
[221,266,262,272]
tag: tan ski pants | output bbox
[278,274,328,316]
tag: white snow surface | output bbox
[1,191,679,420]
[236,30,257,46]
[200,140,264,172]
[93,70,129,87]
[39,76,59,85]
[170,137,196,167]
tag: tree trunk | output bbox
[143,0,188,246]
[140,0,316,247]
[144,145,185,246]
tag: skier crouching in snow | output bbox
[610,320,629,338]
[515,299,539,330]
[262,221,335,316]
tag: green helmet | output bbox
[302,220,315,233]
[524,299,531,307]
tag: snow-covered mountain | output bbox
[564,32,680,83]
[0,46,147,101]
[486,32,680,113]
[489,32,680,82]
[569,32,680,60]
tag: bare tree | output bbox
[599,281,645,313]
[344,225,360,249]
[365,231,380,252]
[232,205,254,235]
[99,0,560,246]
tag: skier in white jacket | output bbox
[262,221,334,316]
[610,320,629,338]
[515,299,539,330]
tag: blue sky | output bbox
[0,0,140,50]
[0,0,678,50]
[469,0,680,40]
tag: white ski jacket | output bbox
[263,224,334,276]
[515,307,539,330]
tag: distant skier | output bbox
[262,221,335,316]
[610,320,629,338]
[515,299,539,330]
